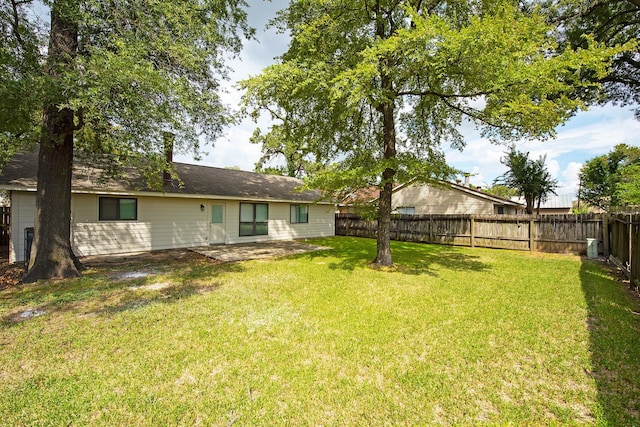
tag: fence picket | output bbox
[336,213,604,254]
[608,213,640,287]
[336,212,640,286]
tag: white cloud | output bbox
[443,104,640,194]
[547,159,560,181]
[558,162,583,195]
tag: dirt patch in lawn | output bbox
[190,240,330,262]
[0,246,24,291]
[80,248,207,268]
[0,241,326,289]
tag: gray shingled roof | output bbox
[0,151,322,203]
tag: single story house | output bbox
[392,180,524,215]
[0,151,335,263]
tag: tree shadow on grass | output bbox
[304,236,490,276]
[580,259,640,425]
[1,260,244,326]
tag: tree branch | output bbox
[398,88,497,98]
[594,11,640,38]
[9,0,34,46]
[438,96,508,131]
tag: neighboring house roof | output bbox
[394,180,524,207]
[340,186,380,206]
[338,180,525,209]
[0,151,323,203]
[512,195,575,209]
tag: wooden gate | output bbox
[608,213,640,287]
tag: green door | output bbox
[210,203,226,244]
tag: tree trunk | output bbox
[22,1,82,282]
[525,194,534,215]
[375,178,394,266]
[372,1,397,267]
[373,99,396,266]
[23,136,82,282]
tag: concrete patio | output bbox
[78,240,330,266]
[189,240,329,262]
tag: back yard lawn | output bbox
[0,237,639,425]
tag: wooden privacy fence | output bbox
[608,213,640,286]
[1,206,9,246]
[335,213,604,254]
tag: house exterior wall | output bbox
[538,208,572,215]
[9,191,36,263]
[71,194,210,257]
[9,191,335,262]
[492,205,521,215]
[224,201,335,244]
[393,184,497,215]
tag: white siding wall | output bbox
[225,202,335,244]
[72,194,210,256]
[9,191,35,263]
[393,184,495,215]
[9,191,335,262]
[494,205,521,215]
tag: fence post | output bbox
[629,214,633,269]
[629,214,640,290]
[470,216,475,248]
[529,219,535,251]
[602,213,610,257]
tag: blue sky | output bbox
[175,0,640,197]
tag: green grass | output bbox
[1,236,639,426]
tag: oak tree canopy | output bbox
[242,0,625,265]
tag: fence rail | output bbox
[1,206,9,246]
[336,213,604,254]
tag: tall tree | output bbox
[616,163,640,207]
[2,0,252,282]
[0,0,43,168]
[495,148,558,214]
[550,0,640,115]
[579,144,640,211]
[242,0,621,266]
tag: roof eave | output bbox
[1,185,330,204]
[449,182,524,206]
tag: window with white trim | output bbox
[397,206,415,215]
[239,203,268,236]
[290,204,309,224]
[99,197,137,221]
